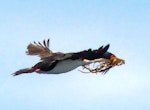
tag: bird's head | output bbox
[110,55,125,66]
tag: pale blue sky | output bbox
[0,0,150,110]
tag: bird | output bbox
[12,39,125,76]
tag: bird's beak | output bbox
[111,57,125,66]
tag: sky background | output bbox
[0,0,150,110]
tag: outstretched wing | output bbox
[26,39,53,59]
[70,44,110,60]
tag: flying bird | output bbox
[12,39,125,76]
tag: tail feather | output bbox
[12,68,35,76]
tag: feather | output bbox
[26,39,52,59]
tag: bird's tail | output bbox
[12,68,35,76]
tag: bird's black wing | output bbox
[70,44,110,60]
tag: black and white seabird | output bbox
[12,39,125,76]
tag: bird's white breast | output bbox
[44,59,86,74]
